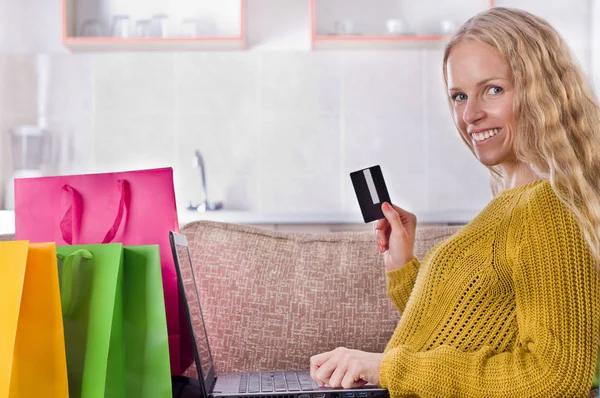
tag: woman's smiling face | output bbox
[446,40,517,167]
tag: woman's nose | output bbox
[463,99,485,125]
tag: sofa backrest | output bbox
[180,220,461,374]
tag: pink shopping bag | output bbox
[14,167,192,375]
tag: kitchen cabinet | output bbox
[61,0,496,52]
[62,0,245,51]
[310,0,494,50]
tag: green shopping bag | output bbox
[122,246,172,397]
[56,244,171,398]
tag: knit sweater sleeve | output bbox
[386,257,420,314]
[378,186,600,397]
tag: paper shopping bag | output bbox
[15,167,190,374]
[57,244,125,398]
[122,246,172,397]
[0,241,69,398]
[57,244,171,398]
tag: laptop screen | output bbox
[171,231,216,394]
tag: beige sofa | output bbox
[179,221,461,374]
[2,221,598,397]
[179,220,598,398]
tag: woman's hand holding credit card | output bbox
[376,202,417,271]
[350,165,416,271]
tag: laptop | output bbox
[169,231,389,398]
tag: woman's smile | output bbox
[470,127,503,144]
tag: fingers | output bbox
[341,368,367,389]
[327,362,348,388]
[311,348,375,389]
[379,225,391,252]
[390,203,417,230]
[314,353,340,386]
[309,356,318,384]
[375,220,391,252]
[381,202,405,234]
[323,357,368,389]
[375,218,387,231]
[377,201,418,253]
[310,350,335,384]
[332,361,366,389]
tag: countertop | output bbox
[0,209,476,235]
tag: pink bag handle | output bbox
[60,179,130,245]
[60,185,80,245]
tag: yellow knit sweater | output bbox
[379,180,600,397]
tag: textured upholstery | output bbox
[180,220,461,374]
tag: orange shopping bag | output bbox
[0,241,69,397]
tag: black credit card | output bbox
[350,165,392,223]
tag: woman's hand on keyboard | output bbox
[309,347,384,389]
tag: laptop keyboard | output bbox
[239,371,317,393]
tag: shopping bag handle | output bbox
[101,179,130,243]
[59,185,81,245]
[59,249,94,319]
[60,179,130,244]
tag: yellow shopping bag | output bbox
[0,241,69,397]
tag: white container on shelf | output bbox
[62,0,246,51]
[4,125,57,210]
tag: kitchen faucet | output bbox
[187,150,223,212]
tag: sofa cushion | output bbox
[180,220,461,374]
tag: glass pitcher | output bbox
[10,125,55,173]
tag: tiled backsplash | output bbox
[87,50,493,214]
[0,0,596,217]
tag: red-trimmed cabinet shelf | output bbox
[62,0,246,51]
[310,0,495,50]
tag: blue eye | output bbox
[488,86,503,95]
[452,93,467,102]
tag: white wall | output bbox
[0,0,596,217]
[0,0,64,54]
[0,0,61,208]
[592,0,600,96]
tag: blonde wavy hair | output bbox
[442,7,600,272]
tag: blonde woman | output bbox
[310,7,600,397]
